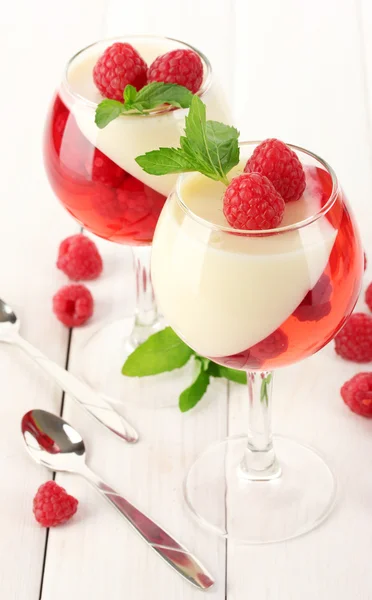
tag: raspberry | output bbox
[223,173,285,230]
[334,313,372,362]
[53,284,93,327]
[245,139,306,202]
[365,283,372,312]
[341,373,372,418]
[250,329,289,363]
[293,273,332,322]
[57,234,103,281]
[148,49,203,93]
[92,185,119,220]
[33,481,78,527]
[93,42,147,101]
[88,149,126,188]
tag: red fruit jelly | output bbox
[209,169,363,371]
[44,95,166,245]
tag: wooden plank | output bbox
[0,1,107,598]
[228,0,372,598]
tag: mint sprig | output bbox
[179,357,210,413]
[136,95,239,185]
[122,326,247,412]
[122,327,193,376]
[95,82,193,128]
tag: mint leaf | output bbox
[179,358,210,412]
[124,84,137,105]
[197,356,210,371]
[136,94,239,184]
[207,362,247,384]
[183,96,239,184]
[133,82,193,111]
[96,83,193,128]
[136,147,195,176]
[205,120,240,176]
[122,326,193,376]
[95,99,125,128]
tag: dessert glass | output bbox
[151,141,363,542]
[44,35,230,406]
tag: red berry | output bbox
[148,49,203,94]
[223,173,285,230]
[33,481,78,527]
[245,139,306,202]
[93,42,147,101]
[57,234,103,281]
[250,328,289,362]
[293,273,332,322]
[365,283,372,312]
[334,313,372,362]
[88,149,126,188]
[53,284,93,327]
[92,185,119,220]
[341,373,372,418]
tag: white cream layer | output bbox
[60,39,230,197]
[151,170,337,357]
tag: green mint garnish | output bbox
[207,361,247,384]
[179,356,210,413]
[260,373,272,406]
[95,82,193,128]
[122,327,246,412]
[122,326,193,376]
[136,95,239,185]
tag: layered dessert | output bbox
[44,36,229,244]
[151,144,362,370]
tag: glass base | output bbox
[79,318,194,409]
[184,435,337,544]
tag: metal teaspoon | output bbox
[0,298,138,443]
[21,409,214,590]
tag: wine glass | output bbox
[43,35,230,406]
[151,141,363,542]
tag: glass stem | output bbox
[129,246,159,348]
[239,371,281,481]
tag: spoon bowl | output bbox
[0,298,19,338]
[22,409,86,472]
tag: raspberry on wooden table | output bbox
[57,234,103,281]
[223,173,285,230]
[341,373,372,417]
[245,138,306,202]
[33,481,78,527]
[148,49,203,93]
[93,42,147,100]
[334,313,372,362]
[53,284,93,327]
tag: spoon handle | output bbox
[13,334,138,443]
[81,465,214,591]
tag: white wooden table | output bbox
[2,0,372,598]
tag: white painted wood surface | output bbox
[1,0,372,598]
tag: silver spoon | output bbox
[0,298,138,443]
[21,409,214,590]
